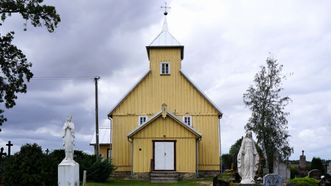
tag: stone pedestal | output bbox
[58,159,80,186]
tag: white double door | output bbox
[154,141,175,170]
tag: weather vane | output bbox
[161,2,171,16]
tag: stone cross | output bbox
[0,147,6,157]
[6,141,13,156]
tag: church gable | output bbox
[109,67,221,117]
[128,110,201,139]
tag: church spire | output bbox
[146,3,184,59]
[149,2,181,46]
[160,2,170,32]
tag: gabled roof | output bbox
[107,70,223,118]
[90,127,111,145]
[127,109,202,140]
[108,71,150,117]
[180,71,223,118]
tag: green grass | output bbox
[86,179,211,186]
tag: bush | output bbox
[3,144,46,186]
[87,159,114,182]
[288,176,319,186]
[47,149,96,184]
[2,144,112,185]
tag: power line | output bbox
[32,76,95,80]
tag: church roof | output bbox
[149,17,181,46]
[146,16,184,59]
[127,109,202,140]
[90,127,111,145]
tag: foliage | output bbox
[217,169,236,183]
[87,159,115,182]
[290,164,299,179]
[288,176,319,186]
[311,157,325,174]
[2,144,104,186]
[222,154,233,170]
[3,143,46,186]
[45,149,96,185]
[0,0,60,131]
[228,137,243,171]
[243,57,293,172]
[86,180,203,186]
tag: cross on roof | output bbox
[161,2,171,16]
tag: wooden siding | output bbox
[132,116,196,173]
[99,145,110,159]
[111,48,220,172]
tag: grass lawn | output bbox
[86,179,212,186]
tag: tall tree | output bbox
[311,157,325,174]
[243,57,292,173]
[0,0,60,131]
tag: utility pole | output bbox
[94,76,100,160]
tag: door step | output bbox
[150,171,179,183]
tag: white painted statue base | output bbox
[240,178,255,184]
[58,159,80,186]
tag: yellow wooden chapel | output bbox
[108,12,222,178]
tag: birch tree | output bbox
[243,57,293,173]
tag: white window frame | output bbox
[160,62,170,75]
[183,115,192,127]
[138,116,148,125]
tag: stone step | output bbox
[150,177,178,183]
[150,172,179,177]
[150,171,179,183]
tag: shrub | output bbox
[87,159,114,182]
[3,143,46,186]
[2,144,112,185]
[288,176,319,186]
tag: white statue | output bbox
[237,131,259,184]
[63,116,75,160]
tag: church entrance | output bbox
[153,141,176,171]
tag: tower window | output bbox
[183,116,192,127]
[138,116,147,125]
[160,62,170,75]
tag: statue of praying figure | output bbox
[63,116,75,161]
[237,131,259,184]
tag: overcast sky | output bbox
[1,0,330,161]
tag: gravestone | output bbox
[263,174,282,186]
[308,169,322,180]
[273,153,290,180]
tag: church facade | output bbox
[108,15,222,178]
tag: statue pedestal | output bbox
[58,159,80,186]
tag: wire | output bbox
[32,76,96,80]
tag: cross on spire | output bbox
[161,2,171,16]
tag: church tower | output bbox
[146,11,184,77]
